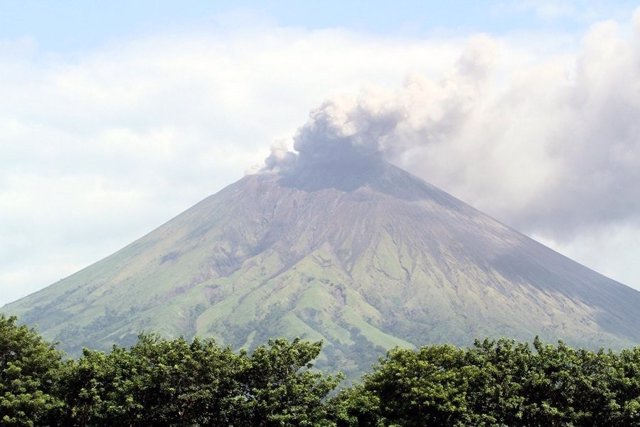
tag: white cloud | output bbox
[514,0,577,21]
[2,10,640,305]
[0,28,469,306]
[534,224,640,288]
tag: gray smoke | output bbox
[263,95,406,173]
[263,23,640,240]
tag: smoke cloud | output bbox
[266,18,640,240]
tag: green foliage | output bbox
[4,318,640,426]
[0,315,63,426]
[59,334,246,425]
[58,335,340,426]
[331,337,640,426]
[239,338,342,426]
[331,344,477,426]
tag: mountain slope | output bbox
[4,160,640,375]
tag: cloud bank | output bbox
[2,10,640,305]
[0,28,468,305]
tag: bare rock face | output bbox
[4,160,640,376]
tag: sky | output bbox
[1,1,640,306]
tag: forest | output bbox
[2,314,640,426]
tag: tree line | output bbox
[2,314,640,426]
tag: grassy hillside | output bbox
[5,162,640,377]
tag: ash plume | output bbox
[262,24,640,240]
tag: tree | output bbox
[331,338,640,426]
[60,335,341,426]
[60,334,246,425]
[332,344,475,426]
[239,338,342,426]
[5,313,640,426]
[0,315,63,426]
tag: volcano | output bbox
[4,158,640,375]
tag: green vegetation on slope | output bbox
[3,314,640,426]
[5,166,640,380]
